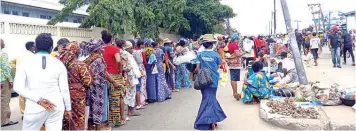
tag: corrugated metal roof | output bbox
[2,0,89,16]
[344,10,355,16]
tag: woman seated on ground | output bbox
[241,62,271,103]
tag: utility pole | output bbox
[226,18,232,36]
[294,20,301,30]
[274,0,277,35]
[280,0,308,85]
[308,4,325,35]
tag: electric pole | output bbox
[308,4,325,34]
[280,0,308,85]
[274,0,277,35]
[226,18,232,36]
[294,20,301,30]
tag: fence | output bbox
[1,22,93,38]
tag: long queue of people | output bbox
[0,30,199,130]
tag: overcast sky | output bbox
[220,0,356,35]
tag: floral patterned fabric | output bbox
[83,53,107,125]
[175,47,192,88]
[241,72,270,103]
[155,48,172,102]
[0,51,12,82]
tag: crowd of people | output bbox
[0,25,355,130]
[0,30,203,130]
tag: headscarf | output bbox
[84,39,105,65]
[86,39,104,53]
[144,38,153,46]
[60,42,80,67]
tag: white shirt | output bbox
[14,53,71,114]
[281,58,295,72]
[243,39,254,58]
[310,37,320,49]
[283,38,289,45]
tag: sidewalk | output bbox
[303,48,356,87]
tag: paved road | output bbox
[2,48,355,130]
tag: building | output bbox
[344,10,356,31]
[0,0,88,27]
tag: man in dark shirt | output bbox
[295,29,303,52]
[342,32,355,66]
[328,30,342,68]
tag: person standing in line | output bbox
[162,39,178,92]
[1,39,18,127]
[84,39,120,130]
[310,32,321,66]
[121,41,141,117]
[153,42,172,102]
[13,33,72,130]
[133,39,148,107]
[175,39,192,89]
[342,31,355,66]
[59,42,93,130]
[194,36,226,130]
[51,38,70,58]
[328,28,342,68]
[9,41,35,120]
[225,34,245,101]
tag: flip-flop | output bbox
[128,112,141,116]
[135,105,146,110]
[172,89,180,92]
[1,121,18,127]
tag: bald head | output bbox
[0,39,4,49]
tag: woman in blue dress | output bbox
[175,39,192,89]
[241,62,271,103]
[194,38,226,130]
[144,39,158,103]
[152,42,172,102]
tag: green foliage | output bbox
[48,0,234,39]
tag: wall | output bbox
[0,21,180,60]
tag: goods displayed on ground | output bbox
[266,98,319,119]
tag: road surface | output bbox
[2,48,355,130]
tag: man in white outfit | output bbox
[13,33,72,130]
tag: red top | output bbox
[227,41,239,54]
[255,39,263,48]
[103,45,120,74]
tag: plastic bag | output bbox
[174,51,197,65]
[218,69,228,87]
[306,52,313,62]
[194,68,214,90]
[152,64,158,74]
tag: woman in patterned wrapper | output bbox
[84,39,121,130]
[59,42,94,130]
[152,42,172,102]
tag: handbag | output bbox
[194,68,214,90]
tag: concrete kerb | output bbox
[260,100,356,130]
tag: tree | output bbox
[48,0,234,39]
[179,0,235,38]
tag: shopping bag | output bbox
[306,52,313,62]
[218,69,228,88]
[173,51,197,65]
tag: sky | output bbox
[220,0,356,36]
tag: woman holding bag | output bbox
[194,35,226,130]
[175,39,192,89]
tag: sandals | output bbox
[135,105,146,110]
[233,93,241,101]
[1,121,18,127]
[128,112,141,116]
[172,89,180,92]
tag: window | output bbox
[64,18,69,22]
[73,20,78,23]
[22,12,29,17]
[4,10,10,14]
[47,16,52,20]
[40,15,47,19]
[12,11,19,15]
[77,19,82,23]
